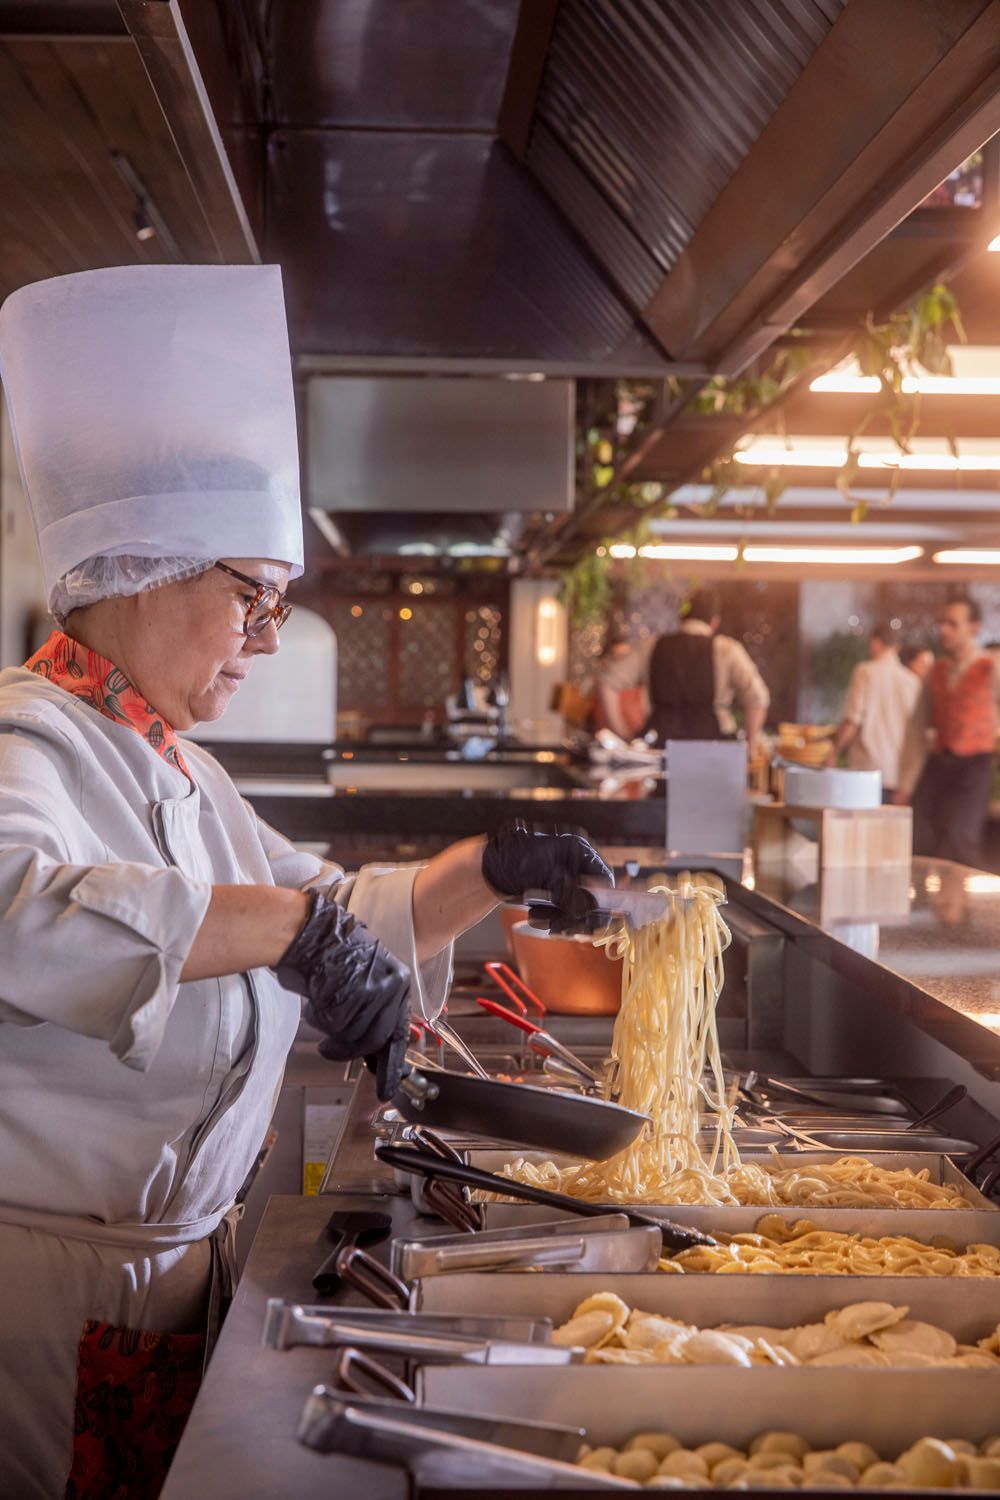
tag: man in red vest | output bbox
[897,593,998,867]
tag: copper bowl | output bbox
[509,921,623,1015]
[499,904,529,958]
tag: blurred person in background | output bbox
[825,622,920,801]
[897,594,999,867]
[592,628,649,741]
[641,587,770,753]
[901,642,935,682]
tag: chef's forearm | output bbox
[412,835,497,963]
[180,884,310,981]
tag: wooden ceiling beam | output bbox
[116,0,259,263]
[641,0,1000,374]
[496,0,560,160]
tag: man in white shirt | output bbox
[826,623,920,798]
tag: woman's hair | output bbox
[51,555,213,624]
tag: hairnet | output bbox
[50,554,214,625]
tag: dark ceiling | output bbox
[1,0,1000,561]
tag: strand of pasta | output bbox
[503,874,970,1210]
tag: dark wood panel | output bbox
[643,0,1000,368]
[0,32,219,299]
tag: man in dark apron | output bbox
[646,588,769,753]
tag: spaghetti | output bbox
[503,876,971,1209]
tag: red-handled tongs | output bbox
[475,997,600,1088]
[482,961,546,1016]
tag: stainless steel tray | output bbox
[479,1198,1000,1245]
[471,1148,996,1217]
[413,1270,1000,1340]
[416,1365,1000,1459]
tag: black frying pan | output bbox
[394,1067,648,1161]
[375,1144,716,1253]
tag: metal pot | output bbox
[509,921,622,1015]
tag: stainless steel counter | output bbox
[160,1193,420,1500]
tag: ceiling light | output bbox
[741,545,923,565]
[607,543,740,561]
[639,544,739,561]
[988,232,1000,251]
[735,442,1000,473]
[933,549,1000,565]
[811,372,1000,396]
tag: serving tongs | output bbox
[740,1071,909,1117]
[391,1211,661,1279]
[522,878,675,934]
[475,996,601,1088]
[298,1382,628,1489]
[263,1298,575,1365]
[376,1143,717,1252]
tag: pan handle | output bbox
[333,1347,416,1404]
[397,1069,440,1111]
[336,1245,411,1310]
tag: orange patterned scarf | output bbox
[24,629,192,782]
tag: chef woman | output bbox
[0,265,610,1500]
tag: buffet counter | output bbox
[161,858,1000,1499]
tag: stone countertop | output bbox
[748,856,1000,1075]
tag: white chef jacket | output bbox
[0,668,452,1498]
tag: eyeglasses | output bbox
[215,562,292,639]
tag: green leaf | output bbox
[592,464,615,489]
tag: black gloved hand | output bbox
[481,821,614,933]
[275,892,412,1099]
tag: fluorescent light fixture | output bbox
[536,597,561,666]
[741,545,923,565]
[811,372,1000,396]
[964,874,1000,893]
[639,543,740,562]
[608,542,740,561]
[604,541,920,565]
[735,442,1000,473]
[933,548,1000,565]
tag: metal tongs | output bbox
[298,1382,630,1489]
[475,996,600,1088]
[391,1212,661,1279]
[522,878,673,933]
[263,1299,578,1366]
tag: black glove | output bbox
[482,821,613,933]
[275,892,411,1099]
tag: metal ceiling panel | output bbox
[527,0,848,291]
[267,129,672,369]
[269,0,520,129]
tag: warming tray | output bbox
[416,1364,1000,1463]
[412,1269,1000,1337]
[470,1148,997,1219]
[479,1198,1000,1246]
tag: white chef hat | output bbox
[0,264,303,613]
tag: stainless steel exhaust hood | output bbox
[306,376,574,525]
